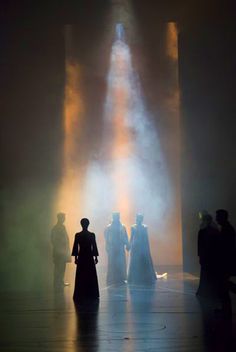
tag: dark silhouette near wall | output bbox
[216,209,236,316]
[72,218,99,302]
[196,213,220,298]
[51,212,71,288]
[128,214,156,285]
[104,212,130,285]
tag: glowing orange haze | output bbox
[54,61,84,235]
[54,23,182,265]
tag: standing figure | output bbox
[196,214,220,298]
[51,212,71,288]
[104,212,129,285]
[128,214,157,285]
[72,218,99,302]
[216,209,236,316]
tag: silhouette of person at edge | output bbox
[104,212,130,285]
[196,214,220,298]
[72,218,99,303]
[128,214,157,285]
[216,209,236,317]
[51,212,71,289]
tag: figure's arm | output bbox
[129,227,135,248]
[104,228,109,253]
[64,227,71,261]
[64,227,70,247]
[123,226,130,251]
[92,233,99,264]
[51,229,55,245]
[197,231,201,257]
[143,226,151,253]
[71,235,79,264]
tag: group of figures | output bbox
[197,209,236,316]
[51,208,236,311]
[105,212,156,286]
[51,212,156,303]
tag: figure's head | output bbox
[198,209,209,221]
[136,214,144,225]
[112,212,120,224]
[216,209,228,226]
[81,218,90,230]
[57,212,65,224]
[204,214,213,226]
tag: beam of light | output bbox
[82,23,172,237]
[166,22,178,61]
[55,19,182,267]
[163,22,182,264]
[105,23,135,224]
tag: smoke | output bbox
[55,23,182,267]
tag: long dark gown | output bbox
[72,231,99,302]
[104,222,129,285]
[196,225,220,298]
[128,224,156,285]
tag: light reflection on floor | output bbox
[0,269,235,352]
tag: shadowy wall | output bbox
[179,1,236,273]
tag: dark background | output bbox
[0,0,236,289]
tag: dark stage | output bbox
[0,268,236,352]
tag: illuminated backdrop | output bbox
[56,17,181,266]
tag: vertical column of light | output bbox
[166,23,180,118]
[107,31,134,227]
[55,28,84,236]
[166,22,182,263]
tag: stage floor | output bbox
[0,269,236,352]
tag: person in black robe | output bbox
[196,214,221,298]
[72,218,99,302]
[51,212,71,289]
[128,214,157,285]
[104,212,130,285]
[216,209,236,316]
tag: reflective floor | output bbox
[0,269,236,351]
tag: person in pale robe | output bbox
[104,212,130,285]
[128,214,156,285]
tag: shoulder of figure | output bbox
[89,231,95,237]
[143,224,147,229]
[52,224,58,231]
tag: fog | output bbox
[0,12,182,291]
[55,22,182,268]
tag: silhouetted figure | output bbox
[104,212,129,285]
[72,218,99,302]
[128,214,156,285]
[51,212,71,289]
[216,209,236,317]
[196,214,220,298]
